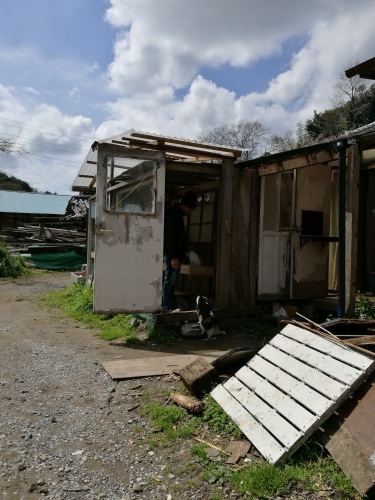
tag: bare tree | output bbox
[266,122,314,154]
[330,63,369,129]
[199,121,270,161]
[0,136,28,156]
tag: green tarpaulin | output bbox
[24,251,86,271]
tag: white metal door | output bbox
[291,165,332,299]
[94,143,165,313]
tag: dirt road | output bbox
[0,272,238,499]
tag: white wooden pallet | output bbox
[211,324,375,465]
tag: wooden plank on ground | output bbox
[102,353,223,380]
[318,373,375,496]
[211,325,375,465]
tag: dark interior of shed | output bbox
[164,161,221,307]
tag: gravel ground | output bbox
[0,272,241,500]
[0,272,359,500]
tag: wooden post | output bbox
[229,168,259,308]
[216,157,234,309]
[345,143,360,316]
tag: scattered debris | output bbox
[127,404,140,412]
[101,354,223,380]
[225,441,251,464]
[129,384,143,390]
[169,392,204,414]
[205,447,221,462]
[193,436,230,456]
[178,356,220,398]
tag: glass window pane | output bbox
[202,203,214,223]
[106,157,156,214]
[201,224,212,243]
[190,204,202,223]
[189,225,200,242]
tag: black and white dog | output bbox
[196,295,215,341]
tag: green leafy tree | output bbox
[305,108,348,141]
[0,171,35,192]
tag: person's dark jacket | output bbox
[164,203,187,259]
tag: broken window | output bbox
[105,156,157,214]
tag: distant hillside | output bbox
[0,171,35,192]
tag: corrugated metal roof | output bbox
[0,191,71,215]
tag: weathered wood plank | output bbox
[216,157,233,309]
[319,374,375,496]
[224,377,303,447]
[102,354,221,380]
[281,324,373,369]
[235,366,315,431]
[260,344,348,400]
[210,384,286,464]
[270,335,361,384]
[248,355,331,415]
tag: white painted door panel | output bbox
[94,143,165,313]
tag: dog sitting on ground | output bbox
[196,295,215,341]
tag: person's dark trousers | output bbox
[162,256,177,311]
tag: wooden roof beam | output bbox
[129,131,242,155]
[258,149,337,176]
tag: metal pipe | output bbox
[337,140,347,317]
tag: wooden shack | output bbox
[71,131,260,317]
[71,124,375,319]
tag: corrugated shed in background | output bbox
[0,191,71,215]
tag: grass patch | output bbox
[39,284,179,345]
[201,396,242,438]
[229,440,357,498]
[145,401,200,444]
[0,243,31,278]
[191,439,357,498]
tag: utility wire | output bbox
[0,117,95,142]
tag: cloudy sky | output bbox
[1,0,375,194]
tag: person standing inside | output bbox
[162,191,198,311]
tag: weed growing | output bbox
[145,401,200,445]
[201,396,242,438]
[191,438,357,498]
[39,284,180,345]
[326,291,375,322]
[0,243,31,278]
[354,292,375,319]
